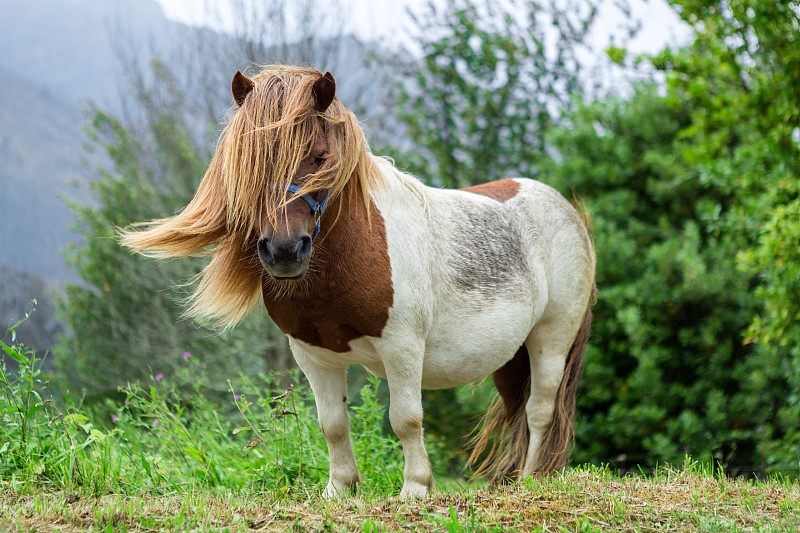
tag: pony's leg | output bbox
[292,348,360,498]
[522,316,579,475]
[382,350,433,498]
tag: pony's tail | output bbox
[467,287,595,484]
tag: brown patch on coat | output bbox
[462,179,520,202]
[262,183,393,353]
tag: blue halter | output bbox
[284,183,330,241]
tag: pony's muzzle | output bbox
[258,234,312,279]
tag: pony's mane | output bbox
[120,65,384,330]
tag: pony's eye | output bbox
[313,157,326,166]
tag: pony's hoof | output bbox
[322,478,358,499]
[399,481,429,499]
[322,482,345,499]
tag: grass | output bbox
[2,309,799,531]
[1,464,798,531]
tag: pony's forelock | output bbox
[219,65,374,238]
[122,65,382,331]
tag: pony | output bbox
[120,65,596,499]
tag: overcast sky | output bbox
[154,0,691,56]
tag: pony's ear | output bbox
[312,71,336,112]
[231,70,255,107]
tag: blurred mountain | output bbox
[0,63,88,280]
[0,0,178,355]
[0,0,180,285]
[0,0,171,112]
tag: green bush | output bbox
[544,86,763,473]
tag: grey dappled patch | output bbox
[446,199,531,294]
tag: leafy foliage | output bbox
[651,0,800,472]
[388,0,597,187]
[545,85,764,473]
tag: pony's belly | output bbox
[418,340,522,389]
[361,343,521,390]
[290,302,535,389]
[419,302,534,389]
[290,336,383,368]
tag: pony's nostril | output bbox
[295,235,312,262]
[257,236,275,265]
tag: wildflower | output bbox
[112,415,119,423]
[183,352,191,360]
[155,373,164,381]
[234,394,241,401]
[152,419,159,428]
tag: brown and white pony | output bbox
[120,65,596,499]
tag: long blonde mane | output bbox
[120,65,382,330]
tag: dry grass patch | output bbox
[1,466,798,532]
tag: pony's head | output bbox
[227,67,350,280]
[120,65,378,329]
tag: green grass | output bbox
[1,308,406,497]
[2,311,799,531]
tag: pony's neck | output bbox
[260,174,394,351]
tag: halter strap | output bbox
[284,184,330,241]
